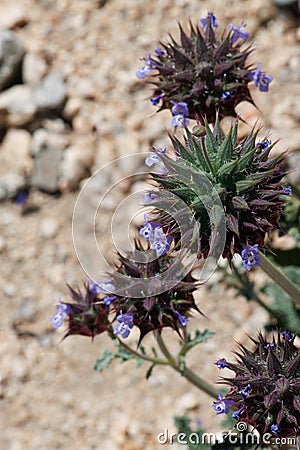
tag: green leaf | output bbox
[146,363,156,379]
[205,122,218,157]
[217,158,239,178]
[232,196,249,210]
[185,128,210,172]
[185,329,215,353]
[217,124,238,167]
[94,349,115,372]
[237,148,256,171]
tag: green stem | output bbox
[259,251,300,306]
[156,333,218,399]
[117,339,169,365]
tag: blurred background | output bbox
[0,0,300,448]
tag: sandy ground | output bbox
[1,0,300,449]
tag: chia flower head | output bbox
[136,14,271,123]
[152,121,288,261]
[107,239,201,344]
[50,298,73,329]
[52,283,111,339]
[218,331,300,439]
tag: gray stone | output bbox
[33,71,67,112]
[0,85,37,126]
[30,129,66,193]
[0,30,25,92]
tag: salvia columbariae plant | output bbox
[51,11,300,449]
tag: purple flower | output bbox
[200,12,218,30]
[136,51,156,79]
[114,311,134,338]
[229,23,249,43]
[222,91,231,102]
[174,310,189,326]
[270,424,281,435]
[150,93,164,105]
[239,384,251,399]
[249,64,273,92]
[50,299,72,329]
[145,153,162,167]
[257,139,271,150]
[150,227,173,257]
[142,191,159,204]
[171,114,189,128]
[265,342,275,350]
[212,392,234,415]
[104,295,117,306]
[152,144,166,154]
[283,186,292,196]
[214,358,229,369]
[88,278,115,295]
[232,406,245,419]
[170,100,189,117]
[139,215,161,242]
[282,331,293,341]
[155,47,165,57]
[241,244,260,271]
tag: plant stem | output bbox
[156,333,218,399]
[117,338,169,365]
[259,251,300,306]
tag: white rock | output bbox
[0,5,28,29]
[22,53,47,86]
[0,173,25,201]
[0,85,36,127]
[0,129,32,177]
[59,136,95,191]
[39,218,59,239]
[33,71,67,112]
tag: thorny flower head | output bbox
[216,331,300,440]
[50,282,111,339]
[151,120,289,261]
[107,239,201,344]
[136,13,273,124]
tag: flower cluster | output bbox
[51,282,111,339]
[136,12,273,124]
[213,331,300,440]
[152,121,288,262]
[139,214,173,257]
[108,240,200,343]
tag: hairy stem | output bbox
[156,333,218,399]
[259,252,300,306]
